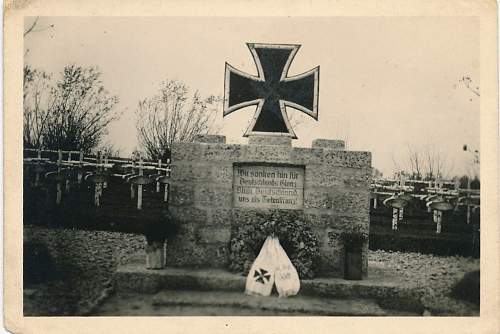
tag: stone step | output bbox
[152,290,388,316]
[95,290,396,316]
[113,263,424,313]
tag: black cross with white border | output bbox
[223,43,319,139]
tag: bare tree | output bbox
[391,145,422,179]
[96,141,122,158]
[423,145,454,180]
[392,143,453,180]
[136,79,221,160]
[23,65,120,152]
[406,143,423,180]
[23,66,53,148]
[463,144,480,180]
[391,152,402,176]
[372,167,383,179]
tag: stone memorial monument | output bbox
[167,43,371,278]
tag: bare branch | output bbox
[23,65,119,152]
[392,143,453,181]
[459,76,480,97]
[24,17,54,38]
[136,79,221,160]
[24,17,39,37]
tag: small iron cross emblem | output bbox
[224,43,319,138]
[253,268,271,284]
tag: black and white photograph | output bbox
[3,1,499,332]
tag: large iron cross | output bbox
[223,43,319,138]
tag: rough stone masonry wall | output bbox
[167,135,371,278]
[24,225,145,314]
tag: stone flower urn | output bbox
[146,241,165,269]
[143,215,178,270]
[341,231,367,280]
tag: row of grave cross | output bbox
[119,154,171,209]
[23,148,171,210]
[371,176,479,234]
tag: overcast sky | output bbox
[24,16,479,177]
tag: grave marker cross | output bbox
[224,43,320,138]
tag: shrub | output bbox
[24,241,60,284]
[341,225,368,252]
[228,210,320,279]
[451,270,480,305]
[143,211,179,244]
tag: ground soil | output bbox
[23,226,480,316]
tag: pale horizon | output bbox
[24,16,480,178]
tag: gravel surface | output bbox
[369,250,480,315]
[24,226,479,316]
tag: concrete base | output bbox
[169,136,372,276]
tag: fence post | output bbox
[165,159,171,203]
[137,156,144,210]
[78,151,84,184]
[103,154,108,189]
[156,159,161,192]
[392,208,398,230]
[130,156,136,199]
[466,177,471,224]
[56,150,63,204]
[436,211,442,234]
[35,148,42,186]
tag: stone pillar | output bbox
[248,135,292,147]
[195,134,226,144]
[312,139,345,150]
[167,135,232,268]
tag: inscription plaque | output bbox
[233,164,304,209]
